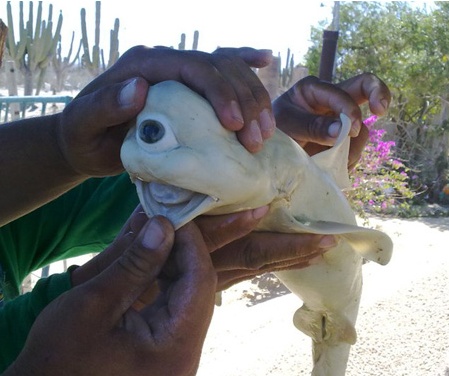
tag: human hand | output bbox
[193,206,337,291]
[6,213,216,376]
[272,73,391,169]
[71,205,334,295]
[59,47,275,178]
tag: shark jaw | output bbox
[134,180,219,229]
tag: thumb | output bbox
[88,216,175,320]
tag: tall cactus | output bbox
[52,31,82,92]
[107,17,119,69]
[192,30,199,50]
[178,30,200,51]
[178,33,186,50]
[0,20,7,68]
[81,1,119,77]
[6,1,62,95]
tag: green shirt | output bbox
[0,173,139,371]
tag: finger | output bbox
[143,222,216,345]
[132,282,161,311]
[303,121,370,166]
[67,78,149,134]
[77,47,244,134]
[214,47,273,68]
[85,216,175,320]
[76,46,276,153]
[216,261,310,291]
[348,124,369,170]
[274,99,340,148]
[211,232,336,272]
[60,78,149,175]
[274,76,364,143]
[194,206,269,252]
[216,252,327,292]
[71,206,149,287]
[337,73,391,116]
[213,47,276,145]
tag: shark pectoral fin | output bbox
[343,229,393,266]
[293,305,357,345]
[293,305,324,340]
[290,219,394,266]
[325,315,357,345]
[311,113,352,189]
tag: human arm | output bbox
[0,174,139,300]
[3,215,216,376]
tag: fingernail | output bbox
[143,218,166,249]
[351,119,362,136]
[249,120,263,146]
[119,78,137,107]
[328,121,342,138]
[252,205,270,219]
[318,235,338,249]
[230,100,244,124]
[259,109,276,139]
[309,255,323,265]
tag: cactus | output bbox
[0,19,7,68]
[257,49,309,99]
[6,1,62,95]
[178,33,186,50]
[81,1,119,77]
[280,49,309,92]
[178,30,199,51]
[107,17,119,69]
[52,31,82,92]
[192,30,199,50]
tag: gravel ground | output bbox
[197,216,449,376]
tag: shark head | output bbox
[120,80,273,228]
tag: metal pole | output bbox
[318,1,340,82]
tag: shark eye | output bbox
[136,115,179,153]
[139,120,165,144]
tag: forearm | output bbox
[0,114,86,226]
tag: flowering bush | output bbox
[346,115,415,218]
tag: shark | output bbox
[120,80,393,376]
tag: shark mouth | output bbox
[135,180,219,229]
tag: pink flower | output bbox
[363,115,378,128]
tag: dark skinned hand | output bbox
[5,215,216,376]
[272,73,391,170]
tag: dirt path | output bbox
[197,216,449,376]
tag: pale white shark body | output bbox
[120,81,393,376]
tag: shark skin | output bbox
[120,80,393,376]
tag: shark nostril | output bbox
[149,182,195,204]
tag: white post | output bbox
[6,60,21,121]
